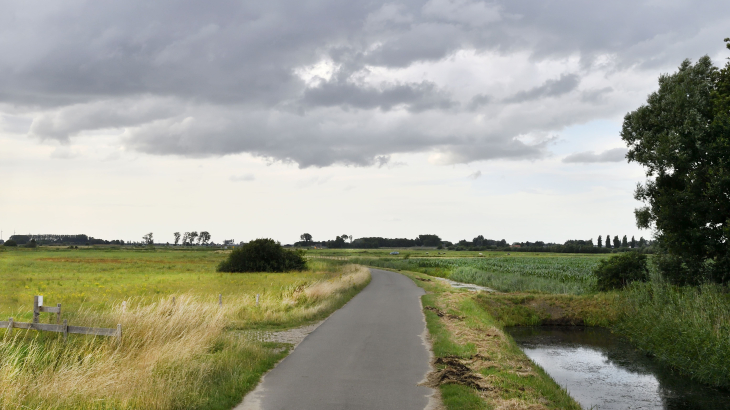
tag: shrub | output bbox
[25,239,37,248]
[3,239,17,247]
[217,238,306,273]
[594,252,649,291]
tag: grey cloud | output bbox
[467,94,492,110]
[467,170,482,179]
[0,0,728,167]
[503,74,579,103]
[302,80,455,112]
[562,148,627,163]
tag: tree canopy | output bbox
[621,51,730,285]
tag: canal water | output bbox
[506,326,730,410]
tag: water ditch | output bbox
[505,326,730,409]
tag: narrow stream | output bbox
[505,326,730,410]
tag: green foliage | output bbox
[622,55,730,285]
[616,280,730,387]
[594,252,649,291]
[4,239,17,247]
[217,238,306,273]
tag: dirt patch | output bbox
[424,355,493,391]
[242,320,324,348]
[424,306,464,320]
[38,258,126,264]
[416,277,432,282]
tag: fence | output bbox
[1,296,122,343]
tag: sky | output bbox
[1,0,729,245]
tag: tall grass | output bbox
[0,264,370,410]
[615,277,730,387]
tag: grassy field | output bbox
[0,247,370,410]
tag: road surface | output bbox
[235,268,436,410]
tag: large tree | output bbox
[621,46,730,284]
[597,235,603,248]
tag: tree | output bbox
[597,235,603,248]
[200,231,211,245]
[348,235,353,243]
[143,233,153,245]
[300,233,313,243]
[189,231,198,246]
[622,235,628,248]
[182,232,190,245]
[621,51,730,284]
[639,237,647,247]
[217,238,306,273]
[3,239,17,247]
[631,236,636,248]
[613,236,621,249]
[173,232,181,245]
[605,234,611,248]
[417,234,442,247]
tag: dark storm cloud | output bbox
[1,0,729,166]
[562,148,627,163]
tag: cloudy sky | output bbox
[1,0,729,244]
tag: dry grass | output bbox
[0,264,370,410]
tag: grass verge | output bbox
[402,270,581,410]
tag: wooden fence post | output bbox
[56,303,61,325]
[7,317,12,336]
[256,294,259,306]
[219,294,222,307]
[122,301,127,314]
[172,296,176,306]
[117,324,122,345]
[63,319,68,342]
[33,296,40,324]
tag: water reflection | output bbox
[506,327,730,410]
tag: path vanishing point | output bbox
[235,268,437,410]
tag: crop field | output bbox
[343,251,608,294]
[0,247,370,410]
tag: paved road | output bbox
[235,268,435,410]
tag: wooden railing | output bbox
[1,296,122,343]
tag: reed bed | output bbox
[615,278,730,388]
[0,264,370,410]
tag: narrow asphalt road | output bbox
[235,268,436,410]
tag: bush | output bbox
[3,240,17,247]
[217,238,306,273]
[594,252,649,291]
[25,239,37,248]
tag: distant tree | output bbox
[189,231,198,245]
[473,235,485,246]
[631,236,636,248]
[300,233,313,243]
[4,239,17,247]
[613,236,621,249]
[622,235,628,248]
[606,234,611,248]
[173,232,181,245]
[143,233,154,245]
[331,236,346,248]
[25,239,37,248]
[418,234,442,247]
[348,235,353,243]
[639,237,647,247]
[182,232,190,245]
[200,231,211,245]
[597,235,603,247]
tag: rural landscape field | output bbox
[3,1,730,409]
[3,243,730,409]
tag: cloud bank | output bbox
[0,0,728,166]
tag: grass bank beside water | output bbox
[0,248,370,410]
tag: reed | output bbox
[615,277,730,387]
